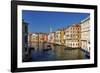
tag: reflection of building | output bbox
[64,24,81,48]
[22,20,28,61]
[81,16,90,52]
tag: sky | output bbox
[22,10,89,33]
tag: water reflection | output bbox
[26,43,89,62]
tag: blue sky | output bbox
[22,10,89,33]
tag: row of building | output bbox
[28,16,90,53]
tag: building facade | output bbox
[48,32,55,43]
[22,20,28,61]
[28,16,90,52]
[28,33,38,49]
[43,33,48,42]
[54,30,61,45]
[60,29,65,45]
[28,32,48,51]
[64,24,81,48]
[28,33,32,47]
[81,16,90,52]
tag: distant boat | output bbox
[43,45,52,51]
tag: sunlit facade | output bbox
[28,33,38,50]
[54,30,61,45]
[28,17,90,52]
[28,33,32,47]
[48,32,55,43]
[28,32,48,50]
[81,16,90,52]
[60,29,65,45]
[43,33,48,42]
[64,24,81,48]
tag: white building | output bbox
[48,32,55,43]
[81,16,90,52]
[54,30,61,45]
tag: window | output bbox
[77,31,80,33]
[25,25,28,33]
[78,43,79,46]
[25,35,28,43]
[70,44,72,46]
[24,47,27,52]
[71,34,72,37]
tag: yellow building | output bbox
[64,24,81,48]
[54,29,65,45]
[81,16,90,52]
[60,29,65,45]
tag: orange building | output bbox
[64,24,81,48]
[43,33,48,42]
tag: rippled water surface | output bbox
[29,43,88,61]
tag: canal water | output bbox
[29,43,89,62]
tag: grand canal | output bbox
[25,43,89,62]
